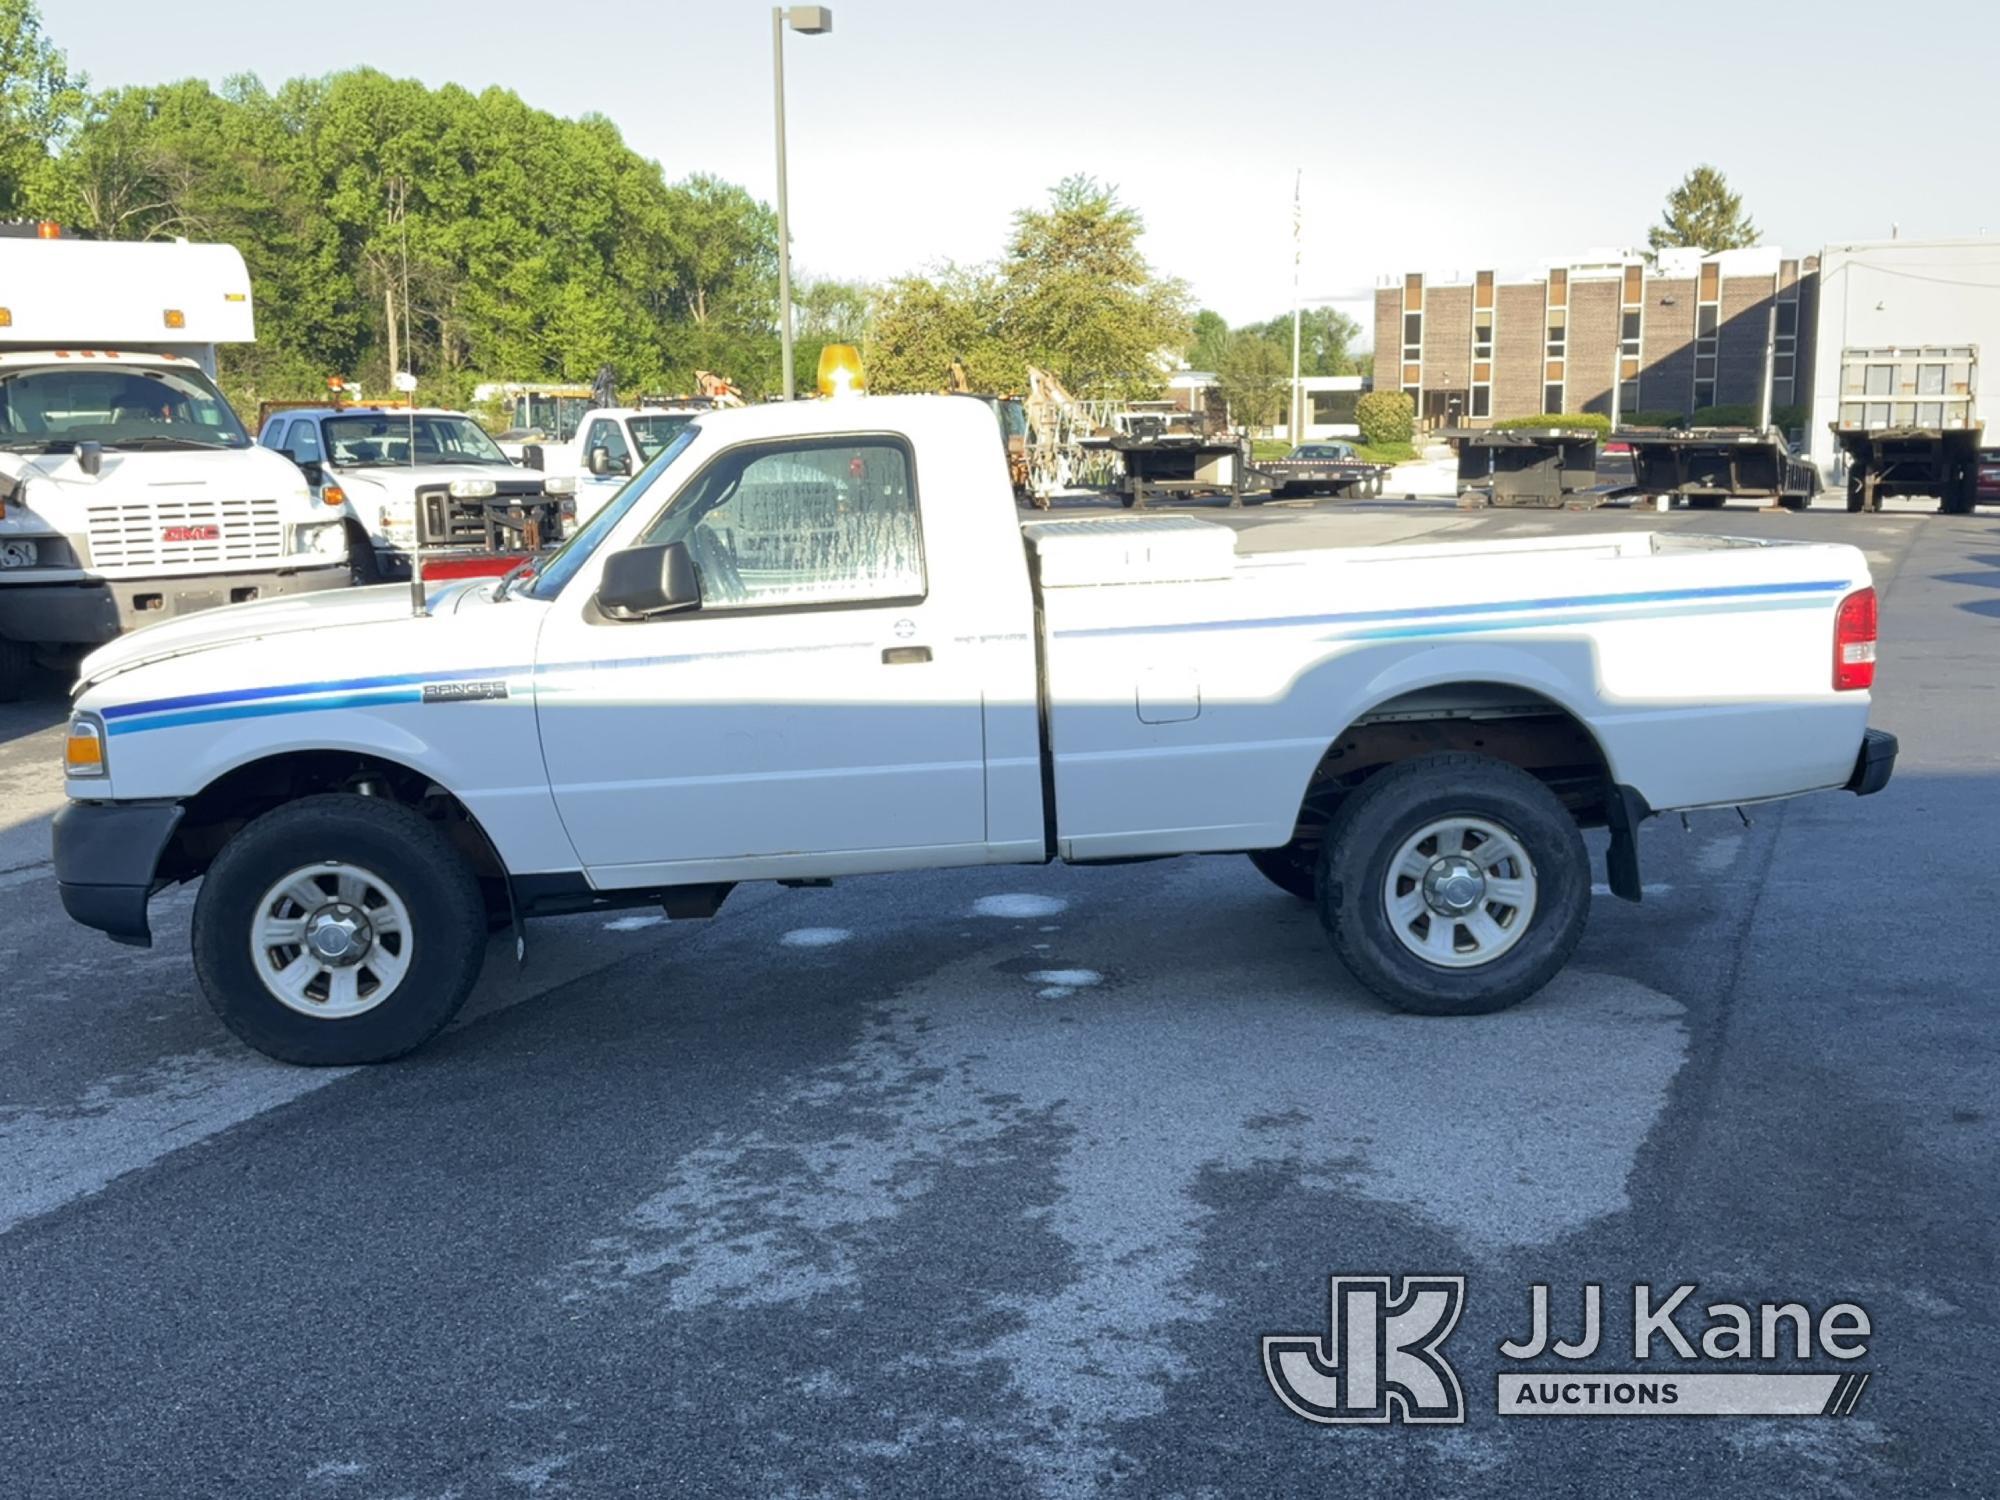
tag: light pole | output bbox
[773,5,833,400]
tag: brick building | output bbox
[1372,248,1819,429]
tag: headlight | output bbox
[449,478,498,498]
[295,521,349,557]
[542,474,576,495]
[64,713,107,778]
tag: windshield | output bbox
[629,413,694,460]
[0,364,250,451]
[323,412,511,467]
[1291,443,1352,459]
[522,422,703,600]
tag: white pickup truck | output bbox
[53,395,1896,1065]
[520,404,706,522]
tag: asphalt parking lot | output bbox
[2,491,1995,1497]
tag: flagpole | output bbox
[1290,169,1304,445]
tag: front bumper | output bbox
[52,801,184,947]
[0,563,351,646]
[1845,727,1898,797]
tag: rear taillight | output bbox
[1834,586,1878,691]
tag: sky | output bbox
[53,0,2000,345]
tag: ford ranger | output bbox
[53,395,1897,1065]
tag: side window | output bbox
[286,420,322,464]
[258,418,285,450]
[639,438,922,611]
[586,419,631,469]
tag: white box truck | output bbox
[0,227,352,697]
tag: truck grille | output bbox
[86,497,286,569]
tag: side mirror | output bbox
[588,446,613,476]
[77,441,104,477]
[596,541,702,620]
[298,460,326,488]
[522,444,545,471]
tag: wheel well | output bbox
[163,751,508,909]
[1287,684,1613,848]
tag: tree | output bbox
[1648,165,1759,258]
[0,0,84,215]
[1186,309,1229,371]
[864,267,1011,394]
[1241,306,1362,377]
[1215,329,1287,431]
[996,174,1189,398]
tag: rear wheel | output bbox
[1316,753,1590,1016]
[193,794,488,1064]
[1846,472,1868,513]
[347,522,384,584]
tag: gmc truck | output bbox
[53,395,1896,1065]
[0,231,352,698]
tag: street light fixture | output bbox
[773,5,833,401]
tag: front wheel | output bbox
[1316,753,1590,1016]
[0,636,31,702]
[193,794,489,1064]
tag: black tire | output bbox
[1315,753,1590,1017]
[347,522,384,584]
[193,794,488,1065]
[0,636,30,703]
[1247,843,1317,901]
[1846,473,1867,513]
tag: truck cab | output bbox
[0,232,352,698]
[257,406,577,580]
[522,404,706,522]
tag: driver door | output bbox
[532,432,990,885]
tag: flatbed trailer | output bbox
[1620,427,1816,510]
[1449,427,1607,509]
[1111,436,1389,508]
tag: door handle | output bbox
[881,646,931,665]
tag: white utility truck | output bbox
[519,403,707,522]
[53,396,1896,1066]
[0,230,352,698]
[254,405,577,581]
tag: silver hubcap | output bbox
[250,862,413,1019]
[1384,816,1538,969]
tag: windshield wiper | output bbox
[492,558,538,601]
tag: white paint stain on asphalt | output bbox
[555,899,1690,1495]
[780,927,852,949]
[603,914,665,932]
[0,1051,355,1237]
[972,894,1068,919]
[1697,834,1744,874]
[1027,969,1100,989]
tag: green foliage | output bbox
[1237,306,1362,377]
[1356,390,1414,447]
[1187,309,1229,371]
[867,176,1189,400]
[1353,441,1417,465]
[1216,330,1288,431]
[1492,411,1612,436]
[1648,165,1758,258]
[0,0,84,215]
[37,42,783,405]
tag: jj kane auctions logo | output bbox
[1265,1277,1873,1424]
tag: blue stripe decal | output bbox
[1052,578,1850,640]
[106,688,427,735]
[100,663,531,720]
[1320,594,1828,642]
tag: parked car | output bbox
[56,395,1894,1065]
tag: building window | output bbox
[1403,312,1423,355]
[1693,263,1721,412]
[1473,310,1493,360]
[1620,310,1642,353]
[1620,379,1641,414]
[1546,307,1566,357]
[1544,383,1564,414]
[1309,390,1358,425]
[1471,386,1491,417]
[1694,380,1716,409]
